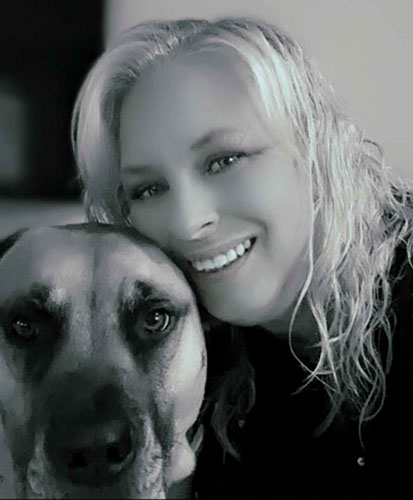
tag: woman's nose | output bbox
[168,182,219,241]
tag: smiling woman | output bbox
[119,55,311,327]
[72,17,413,498]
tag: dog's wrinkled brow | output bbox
[1,283,67,319]
[119,280,188,311]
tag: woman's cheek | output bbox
[130,206,166,244]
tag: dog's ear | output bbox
[0,229,27,260]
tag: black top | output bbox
[193,250,413,498]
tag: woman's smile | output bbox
[186,237,255,273]
[120,53,312,327]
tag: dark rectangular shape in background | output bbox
[0,0,103,200]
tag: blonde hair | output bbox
[72,17,413,457]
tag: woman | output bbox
[72,18,413,497]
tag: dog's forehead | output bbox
[0,228,92,301]
[0,227,193,304]
[94,232,193,301]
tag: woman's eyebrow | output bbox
[122,128,251,174]
[121,164,155,175]
[190,127,246,150]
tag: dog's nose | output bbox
[47,417,134,486]
[44,383,136,486]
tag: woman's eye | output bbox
[129,183,165,201]
[206,153,247,175]
[143,308,172,334]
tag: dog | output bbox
[0,223,206,499]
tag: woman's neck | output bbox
[260,300,319,353]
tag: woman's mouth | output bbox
[188,237,256,274]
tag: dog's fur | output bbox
[0,224,206,499]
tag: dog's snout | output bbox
[48,419,134,486]
[44,384,136,486]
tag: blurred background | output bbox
[0,0,412,240]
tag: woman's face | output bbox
[120,54,311,328]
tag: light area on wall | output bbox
[104,0,413,178]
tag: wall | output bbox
[104,0,413,178]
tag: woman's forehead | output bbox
[119,55,277,160]
[121,53,251,113]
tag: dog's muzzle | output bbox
[44,382,136,487]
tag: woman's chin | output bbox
[203,291,300,331]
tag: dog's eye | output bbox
[11,318,39,341]
[143,308,171,333]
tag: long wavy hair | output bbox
[72,17,413,457]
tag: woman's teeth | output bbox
[190,238,253,273]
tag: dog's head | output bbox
[0,224,206,498]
